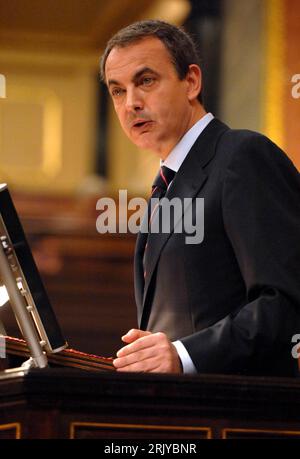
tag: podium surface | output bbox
[1,368,300,439]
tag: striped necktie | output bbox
[143,165,176,278]
[151,165,176,198]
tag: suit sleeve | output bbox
[181,134,300,375]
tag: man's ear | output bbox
[185,64,202,101]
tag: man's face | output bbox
[105,37,199,158]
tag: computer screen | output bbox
[0,183,67,356]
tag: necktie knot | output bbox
[152,166,176,197]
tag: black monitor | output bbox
[0,184,67,369]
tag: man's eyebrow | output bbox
[107,67,158,88]
[107,79,120,88]
[132,67,158,82]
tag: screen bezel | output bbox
[0,184,67,353]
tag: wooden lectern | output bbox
[1,368,300,439]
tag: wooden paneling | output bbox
[1,369,300,439]
[0,422,21,439]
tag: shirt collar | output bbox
[161,112,214,172]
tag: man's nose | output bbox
[125,87,144,111]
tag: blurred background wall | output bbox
[0,0,299,357]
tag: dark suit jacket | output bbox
[134,119,300,376]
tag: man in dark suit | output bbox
[100,20,300,376]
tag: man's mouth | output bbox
[131,120,152,130]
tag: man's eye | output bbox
[111,88,124,97]
[142,77,154,86]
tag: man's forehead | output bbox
[105,36,173,78]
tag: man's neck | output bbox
[159,104,207,160]
[161,112,214,172]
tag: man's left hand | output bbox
[113,329,182,374]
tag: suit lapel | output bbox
[135,118,229,326]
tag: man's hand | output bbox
[113,329,182,374]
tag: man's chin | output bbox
[131,137,158,153]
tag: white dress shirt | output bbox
[161,112,214,374]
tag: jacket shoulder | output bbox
[217,126,298,171]
[218,127,272,151]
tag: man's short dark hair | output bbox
[100,19,203,104]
